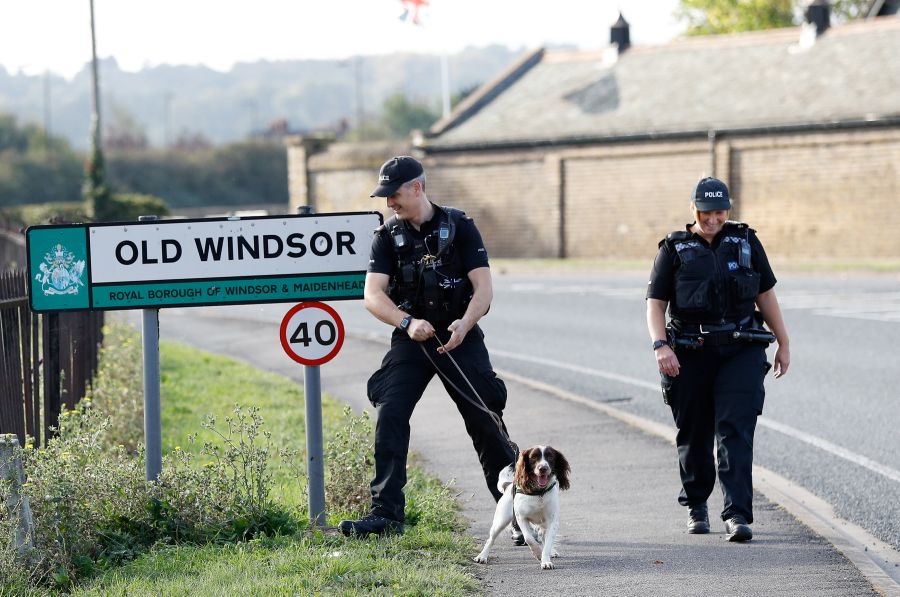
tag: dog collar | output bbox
[514,480,556,497]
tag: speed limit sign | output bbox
[280,302,345,366]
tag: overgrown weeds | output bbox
[323,407,373,518]
[85,324,144,452]
[8,400,298,590]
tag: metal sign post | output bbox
[280,301,345,527]
[138,215,163,481]
[142,308,162,480]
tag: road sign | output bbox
[279,302,345,366]
[25,211,382,312]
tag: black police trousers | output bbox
[365,325,516,523]
[662,342,769,523]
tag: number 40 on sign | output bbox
[279,302,345,366]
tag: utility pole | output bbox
[355,57,365,141]
[163,92,173,148]
[89,0,102,153]
[84,0,110,218]
[43,71,53,160]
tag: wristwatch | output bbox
[652,339,669,351]
[399,315,413,332]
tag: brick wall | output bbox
[424,152,560,258]
[289,126,900,260]
[296,140,410,220]
[560,141,708,260]
[726,129,900,258]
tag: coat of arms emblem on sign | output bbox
[34,243,85,296]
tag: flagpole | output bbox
[400,0,449,117]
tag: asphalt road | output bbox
[155,269,900,554]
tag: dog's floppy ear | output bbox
[514,449,530,490]
[547,446,571,491]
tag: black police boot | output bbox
[687,503,710,534]
[510,515,525,546]
[724,516,752,542]
[338,514,403,538]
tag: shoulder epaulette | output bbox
[724,220,756,235]
[660,230,691,248]
[667,230,693,241]
[440,205,467,222]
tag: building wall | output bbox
[288,126,900,261]
[295,140,410,221]
[424,152,560,258]
[726,128,900,258]
[560,141,708,260]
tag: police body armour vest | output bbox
[386,205,473,324]
[664,222,760,325]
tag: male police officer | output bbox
[338,156,518,537]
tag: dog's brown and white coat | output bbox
[474,445,571,569]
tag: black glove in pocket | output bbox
[660,372,676,405]
[366,363,391,408]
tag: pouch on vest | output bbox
[728,271,760,301]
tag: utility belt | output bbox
[395,297,466,327]
[667,317,775,349]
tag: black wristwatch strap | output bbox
[652,339,668,351]
[399,315,413,331]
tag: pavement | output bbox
[140,309,889,597]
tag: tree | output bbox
[379,93,440,139]
[0,113,84,206]
[676,0,875,36]
[452,83,481,109]
[105,105,148,151]
[830,0,877,21]
[677,0,794,35]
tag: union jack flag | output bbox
[399,0,429,26]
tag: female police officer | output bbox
[645,177,790,542]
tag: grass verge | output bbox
[69,339,479,596]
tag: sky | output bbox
[1,0,686,80]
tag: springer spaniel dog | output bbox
[474,445,571,569]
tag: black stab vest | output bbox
[663,222,761,325]
[386,205,473,324]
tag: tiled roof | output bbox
[423,18,900,150]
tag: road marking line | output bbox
[759,418,900,484]
[491,348,900,486]
[492,348,660,391]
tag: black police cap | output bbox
[692,177,732,211]
[370,156,424,198]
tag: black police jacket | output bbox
[663,222,761,325]
[386,205,473,324]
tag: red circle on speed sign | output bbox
[280,302,345,366]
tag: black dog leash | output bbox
[418,335,518,456]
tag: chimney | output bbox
[805,0,831,36]
[610,12,630,53]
